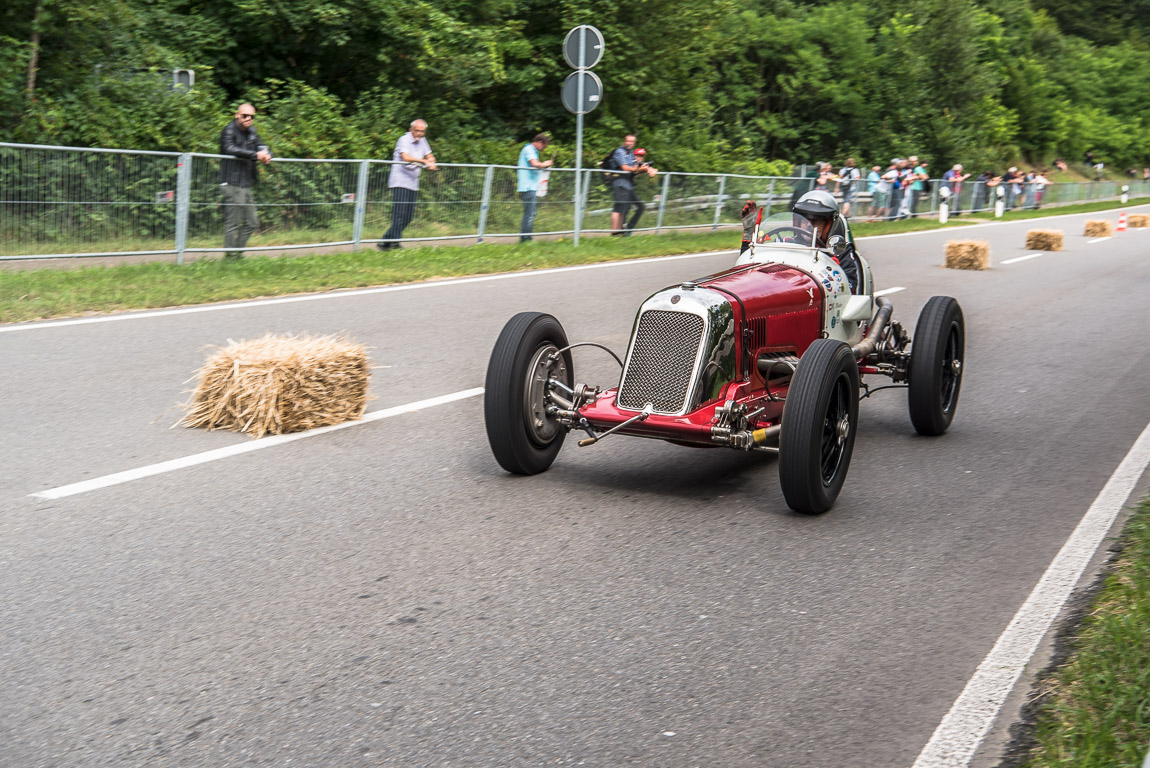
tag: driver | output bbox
[792,190,861,293]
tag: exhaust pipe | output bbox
[851,296,893,360]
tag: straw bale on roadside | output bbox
[1128,214,1149,228]
[1025,229,1063,251]
[944,240,990,271]
[181,332,370,438]
[1084,220,1114,237]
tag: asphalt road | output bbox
[3,209,1150,767]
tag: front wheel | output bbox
[778,339,860,514]
[908,296,965,436]
[484,312,574,474]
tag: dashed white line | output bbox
[1000,253,1043,265]
[875,287,905,296]
[911,417,1150,768]
[29,387,485,500]
[1087,237,1112,243]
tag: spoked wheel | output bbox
[484,312,574,474]
[908,296,965,436]
[778,339,860,514]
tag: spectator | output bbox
[865,164,883,219]
[609,135,656,235]
[971,171,996,212]
[1093,161,1105,180]
[1031,170,1049,208]
[909,158,929,217]
[836,158,861,218]
[1084,150,1095,168]
[883,159,903,221]
[896,156,918,218]
[1001,167,1021,209]
[1054,157,1068,173]
[378,119,437,250]
[218,103,271,259]
[942,164,971,215]
[1144,167,1150,180]
[813,161,837,192]
[516,132,553,243]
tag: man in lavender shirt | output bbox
[378,119,437,251]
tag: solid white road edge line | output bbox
[0,250,738,334]
[911,417,1150,768]
[875,287,905,296]
[10,203,1149,335]
[29,387,485,500]
[1000,253,1043,265]
[1087,237,1112,243]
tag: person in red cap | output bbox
[608,135,657,235]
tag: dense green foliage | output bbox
[2,0,1148,171]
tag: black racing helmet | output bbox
[793,189,839,221]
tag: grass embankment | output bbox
[1019,497,1150,768]
[2,197,1146,323]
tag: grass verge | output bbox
[1017,497,1150,768]
[2,197,1147,323]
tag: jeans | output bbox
[222,184,258,253]
[519,190,537,240]
[382,187,418,242]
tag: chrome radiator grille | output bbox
[617,310,706,413]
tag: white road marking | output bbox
[875,287,905,296]
[29,387,485,500]
[0,251,739,334]
[9,202,1150,335]
[911,417,1150,768]
[1000,253,1043,265]
[1087,237,1112,243]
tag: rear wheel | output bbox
[778,339,860,514]
[484,312,574,474]
[908,296,965,436]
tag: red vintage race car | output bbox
[483,204,965,513]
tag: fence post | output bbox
[712,175,727,231]
[579,170,592,238]
[174,153,191,265]
[655,172,670,234]
[764,178,776,217]
[352,160,369,250]
[477,164,494,243]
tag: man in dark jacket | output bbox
[219,103,271,258]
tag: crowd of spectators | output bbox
[803,153,1136,221]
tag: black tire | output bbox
[908,296,965,436]
[778,339,860,514]
[484,312,574,475]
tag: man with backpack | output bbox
[836,158,861,218]
[604,134,657,235]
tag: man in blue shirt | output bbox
[378,119,437,251]
[609,134,656,235]
[516,133,553,243]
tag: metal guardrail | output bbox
[2,142,1148,262]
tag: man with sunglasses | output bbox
[219,104,271,259]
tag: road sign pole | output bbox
[573,26,586,247]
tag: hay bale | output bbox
[1084,219,1114,237]
[944,240,990,270]
[181,332,370,438]
[1025,229,1063,251]
[1128,214,1149,228]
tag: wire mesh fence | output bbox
[3,141,1150,262]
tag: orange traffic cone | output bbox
[1117,211,1128,232]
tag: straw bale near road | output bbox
[1025,229,1063,251]
[1128,214,1149,228]
[181,333,370,438]
[1084,220,1114,237]
[944,240,990,271]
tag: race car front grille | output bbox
[617,310,706,413]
